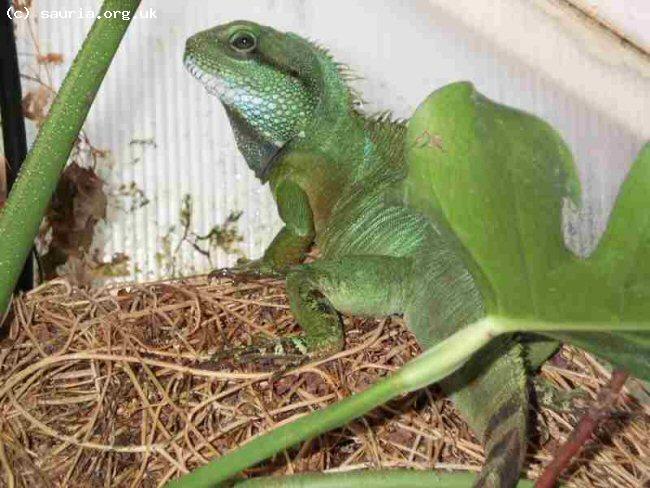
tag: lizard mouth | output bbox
[183,55,229,99]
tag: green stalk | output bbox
[0,0,141,315]
[233,470,535,487]
[493,317,650,334]
[167,313,649,488]
[166,318,497,488]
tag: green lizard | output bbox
[183,21,561,487]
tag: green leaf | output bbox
[542,144,650,379]
[405,81,580,316]
[405,82,650,379]
[594,143,650,323]
[591,143,650,287]
[493,316,650,380]
[549,331,649,379]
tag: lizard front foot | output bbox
[533,376,590,413]
[208,336,313,378]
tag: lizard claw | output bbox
[206,337,312,375]
[208,259,285,283]
[208,266,257,283]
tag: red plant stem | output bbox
[535,369,629,488]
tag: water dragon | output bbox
[183,21,571,487]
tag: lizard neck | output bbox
[224,40,359,182]
[268,107,368,233]
[224,105,284,179]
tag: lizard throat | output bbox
[183,55,313,148]
[184,56,245,108]
[184,55,289,179]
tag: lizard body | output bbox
[184,21,529,487]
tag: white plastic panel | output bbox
[571,0,650,50]
[13,0,649,281]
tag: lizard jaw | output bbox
[183,55,237,103]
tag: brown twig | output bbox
[535,369,630,488]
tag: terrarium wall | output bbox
[11,0,650,282]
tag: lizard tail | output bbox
[405,260,529,487]
[473,385,528,487]
[443,338,529,488]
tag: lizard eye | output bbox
[229,31,257,53]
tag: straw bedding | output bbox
[0,277,647,487]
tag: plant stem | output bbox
[233,470,536,487]
[493,317,650,334]
[165,318,498,488]
[0,0,141,315]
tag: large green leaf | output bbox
[405,82,580,316]
[592,143,650,320]
[545,143,650,378]
[405,82,650,379]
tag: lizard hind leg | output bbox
[285,273,344,356]
[285,255,412,356]
[404,254,529,488]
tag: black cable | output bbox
[0,0,34,291]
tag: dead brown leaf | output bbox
[40,163,107,283]
[21,86,52,124]
[36,53,64,65]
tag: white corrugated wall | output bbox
[12,0,650,281]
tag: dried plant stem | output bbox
[1,278,646,487]
[0,435,15,488]
[535,369,629,488]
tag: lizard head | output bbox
[184,20,352,179]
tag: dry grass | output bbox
[0,277,647,487]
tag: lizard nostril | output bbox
[184,34,204,55]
